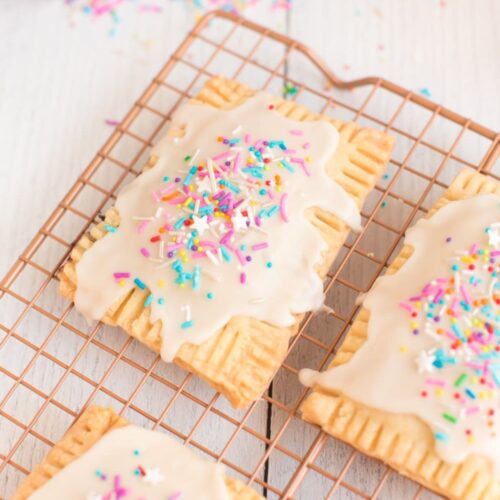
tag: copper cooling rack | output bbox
[1,10,499,500]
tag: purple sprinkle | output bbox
[446,236,452,243]
[174,177,181,183]
[245,255,252,262]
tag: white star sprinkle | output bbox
[488,228,500,247]
[143,467,165,485]
[196,176,212,194]
[231,211,248,231]
[191,215,210,235]
[415,350,436,374]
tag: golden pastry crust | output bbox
[301,169,500,499]
[59,76,394,408]
[13,406,262,500]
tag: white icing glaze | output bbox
[300,195,500,472]
[75,93,360,361]
[29,425,229,500]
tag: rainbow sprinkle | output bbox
[400,223,500,445]
[113,112,313,330]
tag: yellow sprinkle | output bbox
[479,391,487,400]
[415,301,422,308]
[435,388,444,397]
[193,238,200,244]
[180,283,186,288]
[467,435,476,444]
[410,321,418,329]
[179,249,186,257]
[305,155,311,162]
[118,279,126,287]
[276,186,282,192]
[157,279,165,288]
[399,345,408,353]
[184,197,193,206]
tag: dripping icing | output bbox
[300,194,500,472]
[75,93,360,361]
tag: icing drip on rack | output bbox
[301,195,500,472]
[75,93,360,361]
[29,425,229,500]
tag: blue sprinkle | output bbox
[207,292,214,299]
[280,159,294,172]
[158,297,165,305]
[104,224,118,233]
[464,388,476,400]
[144,294,153,307]
[134,278,146,290]
[434,431,448,442]
[181,320,194,329]
[220,246,231,262]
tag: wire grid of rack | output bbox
[1,10,499,500]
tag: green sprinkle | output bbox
[207,292,214,299]
[184,155,191,161]
[133,449,140,456]
[104,224,118,233]
[266,261,273,268]
[163,176,170,182]
[181,320,194,329]
[134,468,141,476]
[442,412,457,424]
[381,201,387,208]
[454,373,467,387]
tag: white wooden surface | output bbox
[0,1,499,498]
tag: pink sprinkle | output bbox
[235,249,246,266]
[399,302,413,313]
[460,285,471,305]
[255,216,261,227]
[139,4,162,13]
[137,220,149,234]
[279,193,289,222]
[470,243,479,255]
[267,190,275,200]
[244,133,252,144]
[220,230,234,245]
[212,151,231,162]
[302,142,311,150]
[252,242,269,251]
[240,272,246,284]
[166,243,183,251]
[199,240,217,249]
[425,378,445,387]
[140,247,150,257]
[160,184,176,195]
[232,152,242,173]
[433,288,444,303]
[290,157,311,176]
[466,406,480,416]
[113,272,130,279]
[151,191,160,203]
[105,119,119,126]
[290,129,303,136]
